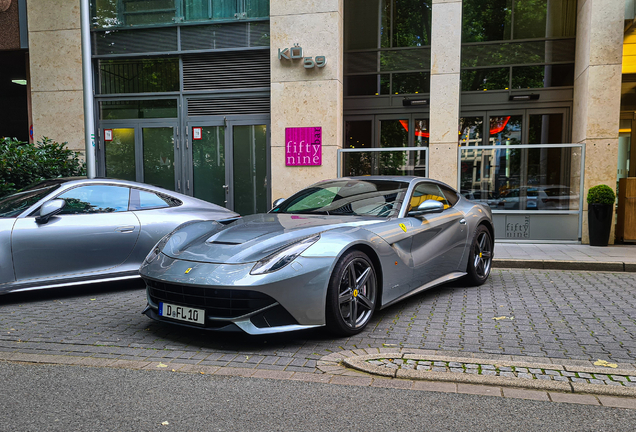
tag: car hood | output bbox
[161,213,384,264]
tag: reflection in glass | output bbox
[105,128,136,181]
[462,0,576,42]
[380,119,409,148]
[489,115,522,145]
[99,59,179,95]
[344,0,389,50]
[343,150,426,177]
[392,72,430,94]
[461,68,509,91]
[392,0,432,47]
[100,100,178,120]
[143,127,175,191]
[414,119,429,147]
[460,146,580,211]
[193,126,226,206]
[233,125,267,215]
[459,117,484,146]
[345,74,390,96]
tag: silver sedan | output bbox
[0,178,237,294]
[140,177,495,336]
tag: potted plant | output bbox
[587,184,616,246]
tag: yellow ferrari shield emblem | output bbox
[399,223,407,233]
[185,267,192,274]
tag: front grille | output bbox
[147,279,276,319]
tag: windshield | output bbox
[271,179,409,217]
[0,185,60,218]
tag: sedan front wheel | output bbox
[325,251,377,336]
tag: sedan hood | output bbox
[162,213,383,264]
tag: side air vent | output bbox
[182,51,270,91]
[188,97,270,116]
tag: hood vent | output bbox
[207,240,242,245]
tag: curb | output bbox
[318,349,636,398]
[492,259,635,272]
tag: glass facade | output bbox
[344,0,432,96]
[91,0,269,29]
[461,0,576,91]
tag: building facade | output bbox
[0,0,632,243]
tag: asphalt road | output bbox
[0,269,635,373]
[1,361,635,432]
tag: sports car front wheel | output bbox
[326,250,377,336]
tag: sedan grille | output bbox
[146,279,276,319]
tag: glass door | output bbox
[186,118,270,214]
[99,121,178,191]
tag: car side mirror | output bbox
[272,198,286,209]
[408,199,444,217]
[36,199,66,224]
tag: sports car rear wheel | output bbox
[465,225,493,286]
[326,251,377,336]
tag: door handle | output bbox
[459,219,467,225]
[115,226,135,233]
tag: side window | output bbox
[439,185,459,207]
[56,185,130,215]
[129,189,175,210]
[408,182,450,212]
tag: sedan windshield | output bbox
[271,179,409,217]
[0,184,60,218]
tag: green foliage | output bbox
[586,184,615,205]
[0,137,86,198]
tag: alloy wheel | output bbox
[337,258,376,329]
[473,231,493,278]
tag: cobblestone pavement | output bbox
[367,358,636,388]
[1,269,635,374]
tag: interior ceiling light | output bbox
[12,80,27,85]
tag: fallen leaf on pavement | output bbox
[594,359,618,368]
[161,421,169,425]
[492,316,514,320]
[157,363,168,368]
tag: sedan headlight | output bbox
[250,234,320,275]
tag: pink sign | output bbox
[285,127,322,166]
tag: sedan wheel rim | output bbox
[338,258,376,329]
[473,231,492,278]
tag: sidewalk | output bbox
[493,242,636,272]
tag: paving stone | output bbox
[588,379,605,385]
[544,370,561,376]
[481,364,496,370]
[465,363,478,369]
[517,373,533,379]
[448,362,463,368]
[578,373,593,379]
[481,370,497,376]
[536,375,552,380]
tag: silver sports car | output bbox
[140,177,494,336]
[0,178,237,294]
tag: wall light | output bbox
[403,98,429,107]
[12,80,27,85]
[508,94,540,101]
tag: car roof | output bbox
[327,176,456,190]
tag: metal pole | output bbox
[80,0,96,178]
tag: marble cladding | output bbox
[429,73,460,144]
[27,0,84,150]
[270,1,343,198]
[31,90,85,152]
[270,12,342,83]
[27,0,80,32]
[28,29,83,92]
[430,1,462,75]
[270,80,342,149]
[270,0,341,16]
[428,144,458,189]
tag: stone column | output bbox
[27,1,85,153]
[428,0,462,188]
[573,0,624,244]
[269,0,343,201]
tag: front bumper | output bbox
[139,252,334,335]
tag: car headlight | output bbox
[143,233,172,265]
[250,234,320,275]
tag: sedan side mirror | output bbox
[272,198,286,209]
[36,199,66,224]
[408,199,444,217]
